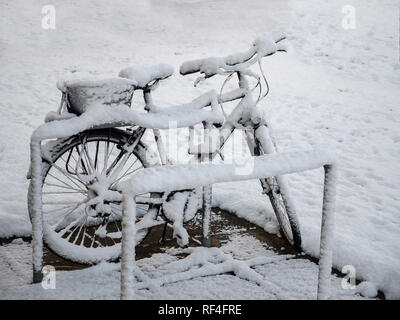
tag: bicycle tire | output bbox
[27,128,161,264]
[254,134,302,250]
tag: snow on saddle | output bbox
[119,63,173,88]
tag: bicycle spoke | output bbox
[43,200,82,205]
[44,182,84,193]
[115,221,121,233]
[102,137,110,175]
[48,162,87,187]
[46,208,78,227]
[50,201,86,230]
[90,228,97,248]
[59,212,87,238]
[43,190,83,195]
[51,157,86,187]
[102,136,117,175]
[68,150,83,173]
[81,136,96,175]
[106,149,126,177]
[91,236,104,248]
[74,225,85,245]
[111,158,141,186]
[43,203,78,215]
[92,223,105,248]
[107,228,117,245]
[94,140,100,170]
[75,146,89,175]
[77,138,93,176]
[119,156,139,177]
[47,172,86,194]
[72,214,90,245]
[66,222,81,242]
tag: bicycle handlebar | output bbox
[180,33,287,78]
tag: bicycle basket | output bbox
[59,78,135,115]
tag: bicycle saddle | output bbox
[119,64,173,88]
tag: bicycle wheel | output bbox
[254,128,302,250]
[28,128,161,264]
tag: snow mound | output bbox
[118,64,174,88]
[356,281,378,298]
[0,143,4,161]
[0,212,30,238]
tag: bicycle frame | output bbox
[109,70,277,247]
[100,69,274,212]
[49,67,290,243]
[142,71,264,166]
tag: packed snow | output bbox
[119,64,174,88]
[356,281,378,298]
[0,235,373,300]
[0,0,399,299]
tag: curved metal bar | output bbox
[119,150,337,300]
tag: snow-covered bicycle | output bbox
[28,33,302,264]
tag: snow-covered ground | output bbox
[0,0,399,299]
[0,234,373,300]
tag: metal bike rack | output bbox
[28,100,337,300]
[118,150,337,300]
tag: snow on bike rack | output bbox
[118,150,337,300]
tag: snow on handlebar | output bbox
[179,33,287,78]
